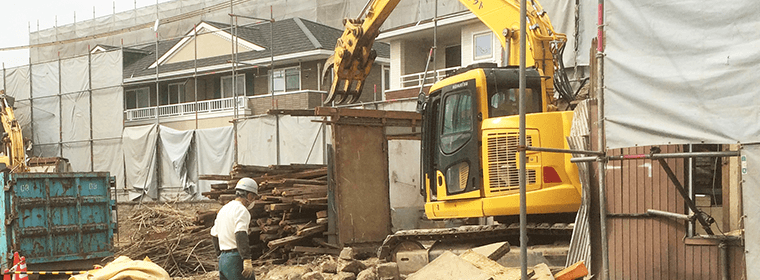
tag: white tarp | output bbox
[60,56,89,94]
[195,126,234,196]
[158,125,196,201]
[63,142,91,172]
[603,1,760,149]
[123,124,159,201]
[31,96,60,154]
[93,138,126,199]
[61,92,90,141]
[278,116,326,165]
[742,145,760,280]
[237,116,277,166]
[91,51,123,90]
[92,88,124,138]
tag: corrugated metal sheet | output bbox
[605,145,745,279]
[566,100,592,269]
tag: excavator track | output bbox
[377,222,574,260]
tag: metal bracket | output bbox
[654,149,715,235]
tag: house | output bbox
[376,11,504,100]
[116,17,389,129]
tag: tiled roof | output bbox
[124,17,390,79]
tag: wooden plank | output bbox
[635,146,644,280]
[199,174,232,181]
[297,224,327,236]
[281,187,327,197]
[291,246,340,255]
[268,235,307,249]
[314,107,421,121]
[316,210,327,219]
[621,148,631,279]
[266,109,315,116]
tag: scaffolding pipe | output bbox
[88,49,94,171]
[646,209,691,221]
[596,0,609,278]
[525,146,603,156]
[518,0,528,278]
[720,242,729,280]
[608,150,740,160]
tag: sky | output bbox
[0,0,171,68]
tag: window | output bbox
[383,66,390,92]
[222,74,245,98]
[473,32,493,61]
[160,82,185,105]
[125,87,150,109]
[488,88,542,118]
[440,91,473,154]
[271,67,300,93]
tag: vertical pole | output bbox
[596,0,609,279]
[270,6,274,109]
[154,0,161,201]
[231,6,239,165]
[88,48,94,171]
[433,0,438,76]
[688,144,694,236]
[29,58,34,156]
[518,0,528,279]
[58,54,63,157]
[194,24,199,130]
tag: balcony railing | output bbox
[125,96,246,121]
[400,66,463,89]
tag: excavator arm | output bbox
[0,90,27,172]
[323,0,567,105]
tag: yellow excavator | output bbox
[323,0,583,260]
[0,90,28,173]
[0,90,68,173]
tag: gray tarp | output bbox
[603,1,760,149]
[159,126,196,201]
[237,116,277,166]
[742,145,760,280]
[123,124,159,201]
[195,126,234,197]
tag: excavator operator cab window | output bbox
[440,90,473,154]
[488,88,541,118]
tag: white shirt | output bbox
[210,200,251,250]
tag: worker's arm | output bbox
[212,236,221,257]
[235,231,252,260]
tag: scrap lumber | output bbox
[553,261,588,280]
[201,163,331,262]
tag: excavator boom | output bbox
[323,0,567,105]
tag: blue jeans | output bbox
[219,251,255,280]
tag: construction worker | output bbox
[211,177,259,280]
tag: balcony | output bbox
[400,66,463,89]
[124,97,246,122]
[124,90,328,122]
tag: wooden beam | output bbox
[297,224,327,236]
[315,107,421,121]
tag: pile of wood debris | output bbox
[113,204,217,277]
[200,164,334,262]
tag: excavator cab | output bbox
[420,66,581,219]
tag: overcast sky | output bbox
[0,0,171,68]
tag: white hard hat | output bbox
[235,177,258,195]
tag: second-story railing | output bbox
[399,66,463,89]
[125,96,246,121]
